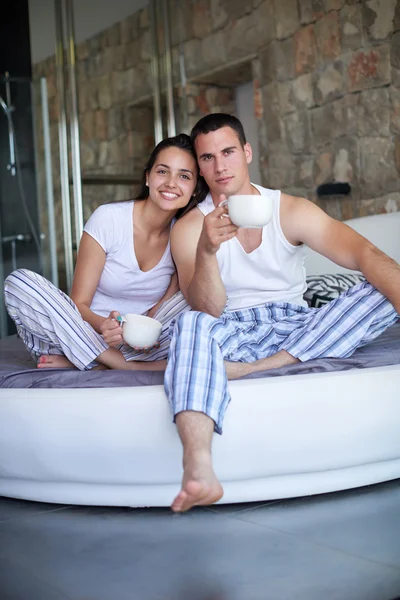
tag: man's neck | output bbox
[210,181,259,207]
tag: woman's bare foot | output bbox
[37,355,109,371]
[37,355,75,369]
[171,462,223,513]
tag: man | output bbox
[166,113,400,513]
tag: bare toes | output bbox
[171,491,188,513]
[171,481,214,513]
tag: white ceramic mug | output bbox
[221,195,274,228]
[119,314,162,348]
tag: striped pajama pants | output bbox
[164,281,399,434]
[4,269,190,370]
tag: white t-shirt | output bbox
[197,185,307,310]
[83,201,175,317]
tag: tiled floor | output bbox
[0,480,400,600]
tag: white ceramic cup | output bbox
[119,313,162,348]
[221,195,274,228]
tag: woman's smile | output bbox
[159,190,180,201]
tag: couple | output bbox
[5,113,400,513]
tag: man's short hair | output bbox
[190,113,247,148]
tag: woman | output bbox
[4,134,206,371]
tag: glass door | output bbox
[0,74,44,336]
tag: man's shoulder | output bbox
[279,193,314,238]
[280,192,310,212]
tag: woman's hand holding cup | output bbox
[100,310,124,347]
[117,313,162,352]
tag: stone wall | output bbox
[33,0,400,278]
[254,0,400,220]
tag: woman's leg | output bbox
[4,269,108,370]
[121,291,191,363]
[5,269,177,372]
[87,293,191,371]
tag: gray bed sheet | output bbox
[1,324,399,388]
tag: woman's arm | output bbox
[146,272,180,318]
[70,232,107,333]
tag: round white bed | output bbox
[0,211,399,507]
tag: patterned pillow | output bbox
[304,273,365,308]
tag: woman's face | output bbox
[146,147,197,213]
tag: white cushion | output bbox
[0,365,400,506]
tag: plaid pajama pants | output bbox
[164,281,399,434]
[4,269,190,370]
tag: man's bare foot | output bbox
[171,464,223,513]
[225,360,254,379]
[37,355,75,369]
[225,350,299,380]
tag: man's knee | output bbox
[176,310,219,329]
[171,311,221,343]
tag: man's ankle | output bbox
[183,449,213,471]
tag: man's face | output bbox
[194,126,252,198]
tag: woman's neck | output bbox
[134,199,175,236]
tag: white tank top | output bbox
[197,185,307,310]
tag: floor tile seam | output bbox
[204,481,400,516]
[230,513,400,574]
[204,499,283,515]
[201,507,400,573]
[66,506,149,518]
[0,504,72,525]
[0,507,73,536]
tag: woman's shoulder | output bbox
[93,200,134,216]
[86,201,133,225]
[84,201,133,239]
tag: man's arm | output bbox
[171,204,237,317]
[282,194,400,313]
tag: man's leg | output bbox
[224,303,310,378]
[281,281,399,362]
[165,304,327,510]
[165,310,239,511]
[227,282,400,377]
[225,350,298,379]
[171,411,223,512]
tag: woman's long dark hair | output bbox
[134,133,208,219]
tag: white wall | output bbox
[29,0,148,64]
[235,82,261,185]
